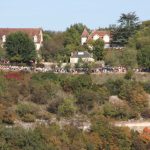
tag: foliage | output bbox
[111,12,139,46]
[124,69,134,80]
[119,81,148,111]
[143,82,150,94]
[2,109,15,124]
[64,23,87,48]
[30,80,59,104]
[137,46,150,69]
[0,72,149,149]
[5,32,36,63]
[92,116,132,149]
[0,47,6,62]
[91,39,104,61]
[41,31,66,62]
[0,126,56,150]
[128,20,150,69]
[16,103,38,117]
[76,89,99,113]
[103,102,137,120]
[61,74,92,92]
[104,50,123,66]
[121,48,138,69]
[58,98,77,117]
[141,108,150,119]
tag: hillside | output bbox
[0,71,150,149]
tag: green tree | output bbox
[128,20,150,69]
[121,48,138,69]
[112,12,139,46]
[5,32,36,63]
[0,47,6,62]
[137,46,150,69]
[64,23,87,47]
[41,31,65,62]
[92,39,104,61]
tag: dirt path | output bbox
[114,121,150,132]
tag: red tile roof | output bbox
[88,30,110,41]
[81,29,111,44]
[81,28,89,37]
[0,28,43,43]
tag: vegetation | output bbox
[5,32,36,63]
[111,12,140,46]
[0,12,150,149]
[0,71,149,149]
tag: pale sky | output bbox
[0,0,149,31]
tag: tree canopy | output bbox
[111,12,139,46]
[91,39,104,61]
[5,32,36,63]
[128,20,150,69]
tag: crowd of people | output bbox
[0,64,147,74]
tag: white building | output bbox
[81,28,111,49]
[0,28,43,52]
[70,51,94,64]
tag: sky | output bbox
[0,0,149,31]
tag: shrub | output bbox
[119,82,148,111]
[16,103,38,118]
[141,108,150,119]
[22,114,36,122]
[103,102,138,120]
[30,80,60,104]
[2,109,15,124]
[143,82,150,94]
[47,99,63,114]
[124,69,134,80]
[61,74,92,92]
[76,89,99,113]
[105,79,125,95]
[58,98,77,117]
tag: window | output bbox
[2,35,6,42]
[33,35,38,43]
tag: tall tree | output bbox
[111,12,139,46]
[41,31,65,62]
[64,23,88,49]
[128,20,150,69]
[5,32,36,63]
[92,39,104,61]
[137,46,150,69]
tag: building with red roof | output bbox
[81,28,111,49]
[0,28,43,51]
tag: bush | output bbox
[30,80,60,104]
[58,98,77,117]
[22,114,36,122]
[143,82,150,94]
[105,79,125,95]
[124,69,134,80]
[47,99,63,114]
[119,82,148,111]
[2,109,15,124]
[141,108,150,119]
[76,89,99,113]
[103,102,138,120]
[61,74,92,92]
[16,103,38,118]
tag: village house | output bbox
[81,28,111,49]
[70,51,94,64]
[0,28,43,51]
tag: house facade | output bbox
[81,28,111,49]
[70,51,94,64]
[0,28,43,51]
